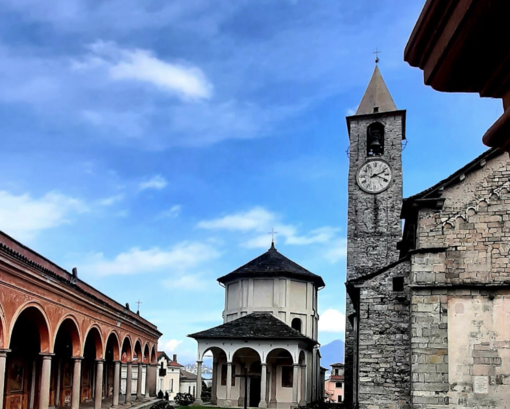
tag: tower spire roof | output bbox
[355,65,397,115]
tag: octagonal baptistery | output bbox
[220,242,325,338]
[189,243,326,409]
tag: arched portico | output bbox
[83,326,104,409]
[105,332,121,406]
[232,348,263,408]
[121,336,133,403]
[133,340,145,399]
[4,305,52,409]
[266,348,295,408]
[52,317,81,409]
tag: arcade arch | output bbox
[4,305,52,409]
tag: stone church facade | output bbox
[190,243,325,409]
[345,67,510,408]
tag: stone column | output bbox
[55,359,62,407]
[0,350,10,409]
[299,365,306,406]
[211,359,218,405]
[259,363,268,408]
[237,364,245,406]
[136,364,143,399]
[94,360,104,409]
[270,364,277,407]
[146,364,157,397]
[194,361,203,405]
[71,357,82,409]
[39,354,54,409]
[109,360,119,407]
[125,362,132,403]
[225,362,232,407]
[291,364,299,407]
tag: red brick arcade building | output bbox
[0,231,162,409]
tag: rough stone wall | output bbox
[347,112,404,279]
[416,153,510,286]
[345,111,404,405]
[409,152,510,408]
[357,260,412,409]
[409,284,449,408]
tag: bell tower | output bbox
[343,65,406,405]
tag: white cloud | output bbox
[163,339,183,353]
[73,41,212,100]
[197,206,275,232]
[159,205,182,218]
[162,273,206,290]
[197,207,340,249]
[82,241,219,276]
[324,238,348,263]
[319,309,345,333]
[139,175,168,191]
[0,190,88,241]
[97,194,124,206]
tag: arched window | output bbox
[291,318,302,333]
[367,122,385,157]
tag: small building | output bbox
[157,352,183,399]
[179,370,197,397]
[189,242,325,409]
[324,363,344,403]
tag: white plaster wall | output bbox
[222,277,319,340]
[180,380,196,396]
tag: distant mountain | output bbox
[320,339,344,367]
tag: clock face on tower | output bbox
[356,159,393,194]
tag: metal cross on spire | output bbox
[268,228,278,245]
[136,299,142,311]
[373,48,381,64]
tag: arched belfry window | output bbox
[291,318,302,333]
[367,122,385,157]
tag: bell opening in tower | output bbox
[367,122,384,157]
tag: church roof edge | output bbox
[401,147,503,217]
[217,245,325,288]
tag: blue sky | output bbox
[0,0,503,363]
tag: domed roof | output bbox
[217,243,325,288]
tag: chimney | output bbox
[72,267,78,278]
[173,354,177,363]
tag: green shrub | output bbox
[174,393,194,407]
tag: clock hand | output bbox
[370,170,386,178]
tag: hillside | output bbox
[320,339,344,367]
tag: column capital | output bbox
[95,359,105,363]
[71,356,84,361]
[261,362,267,367]
[0,349,11,357]
[112,360,122,364]
[40,353,55,359]
[293,363,300,367]
[196,360,203,364]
